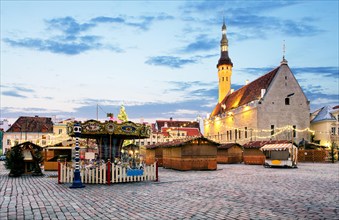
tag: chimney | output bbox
[261,89,266,98]
[231,89,234,94]
[245,79,249,85]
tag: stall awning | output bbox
[260,143,296,151]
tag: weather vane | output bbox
[283,40,286,59]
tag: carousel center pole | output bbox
[70,122,85,188]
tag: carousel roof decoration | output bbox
[67,120,151,139]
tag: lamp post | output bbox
[70,122,85,188]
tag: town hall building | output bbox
[204,21,311,145]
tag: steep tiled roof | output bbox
[311,106,336,123]
[7,116,53,133]
[160,127,201,136]
[211,66,280,117]
[243,140,290,149]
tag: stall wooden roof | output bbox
[243,140,290,149]
[261,143,297,151]
[146,136,219,149]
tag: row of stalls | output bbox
[7,137,323,175]
[145,137,299,171]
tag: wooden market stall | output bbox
[145,145,164,166]
[260,142,298,168]
[161,137,219,171]
[242,140,290,165]
[217,143,243,164]
[8,141,43,176]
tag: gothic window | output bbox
[271,125,274,136]
[285,98,290,105]
[235,129,237,140]
[293,125,296,138]
[245,127,248,138]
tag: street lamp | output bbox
[70,122,85,188]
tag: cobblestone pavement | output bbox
[0,162,338,220]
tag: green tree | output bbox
[329,142,337,163]
[118,104,128,122]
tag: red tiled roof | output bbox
[7,116,53,133]
[242,140,290,149]
[211,66,280,117]
[160,127,201,137]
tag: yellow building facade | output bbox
[310,106,339,147]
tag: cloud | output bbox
[145,56,197,68]
[241,67,276,75]
[180,35,218,53]
[290,67,339,78]
[46,16,95,35]
[74,100,211,120]
[304,89,339,111]
[3,13,173,55]
[1,84,35,98]
[91,13,174,31]
[182,1,298,14]
[181,1,321,40]
[229,14,321,40]
[2,91,27,98]
[90,16,125,24]
[3,37,103,55]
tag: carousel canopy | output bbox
[67,120,151,139]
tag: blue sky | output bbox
[1,0,338,124]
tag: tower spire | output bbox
[217,19,233,67]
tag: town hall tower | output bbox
[217,20,233,103]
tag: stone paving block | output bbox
[1,162,339,219]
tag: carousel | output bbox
[67,119,150,162]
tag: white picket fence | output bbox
[58,162,158,184]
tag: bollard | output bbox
[155,160,159,182]
[57,159,61,184]
[107,159,111,185]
